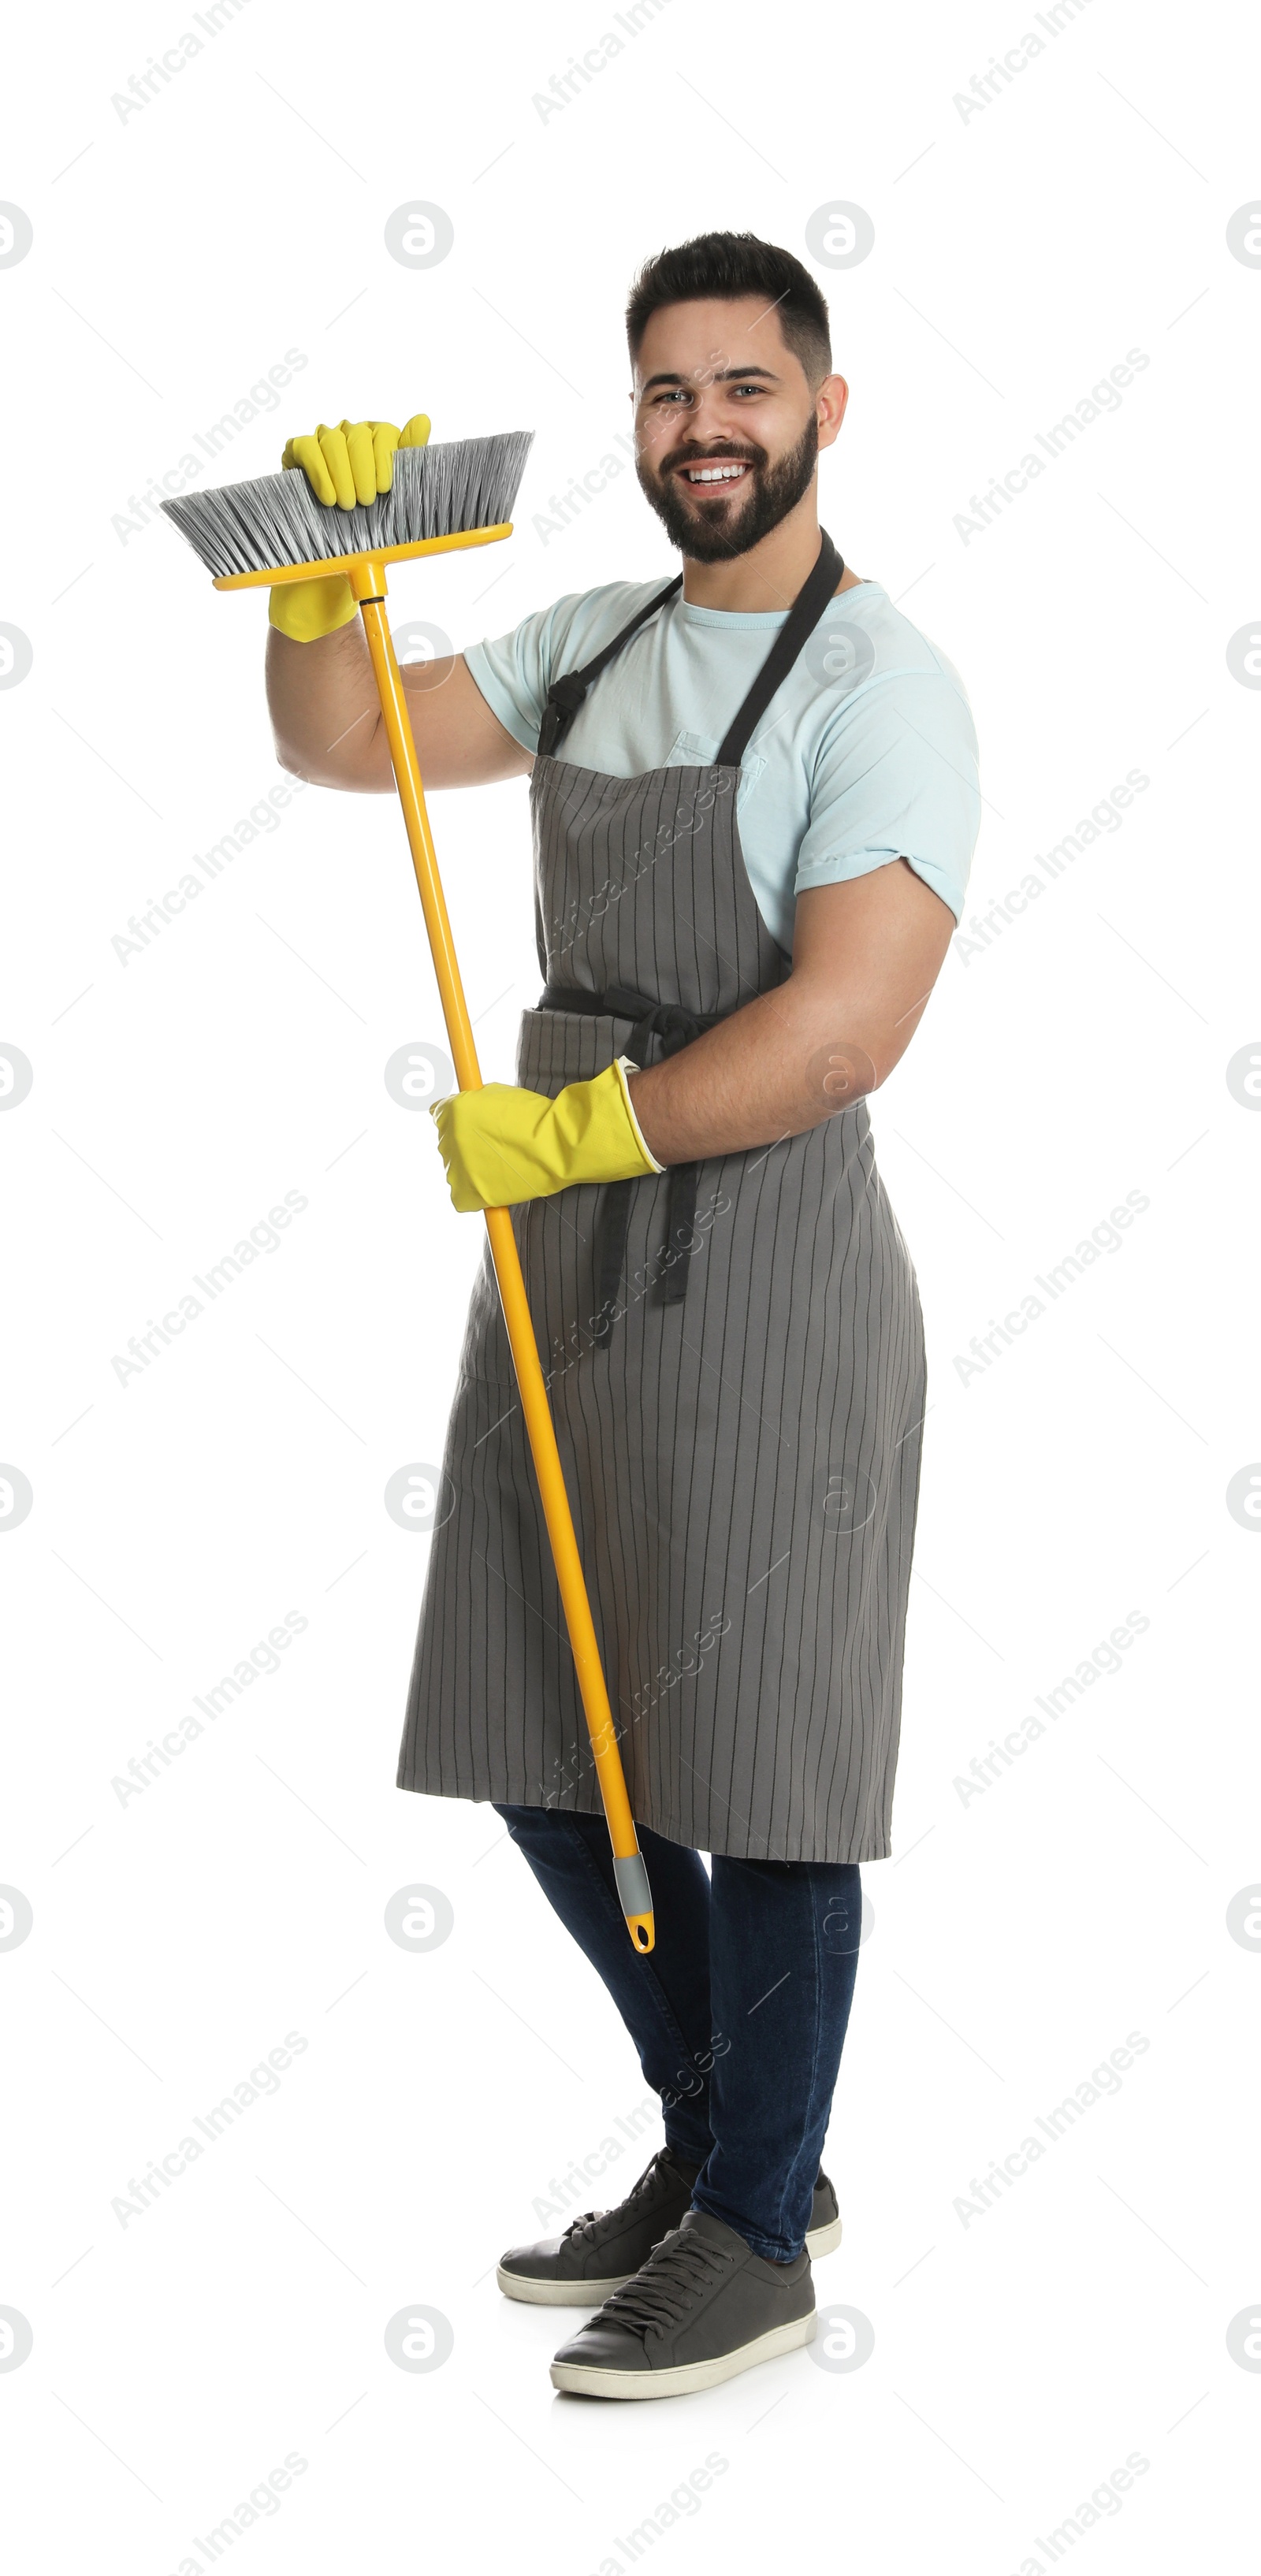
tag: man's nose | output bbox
[679,385,743,445]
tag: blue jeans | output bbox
[494,1804,863,2262]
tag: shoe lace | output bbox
[597,2227,734,2335]
[561,2148,678,2250]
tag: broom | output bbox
[161,432,655,1954]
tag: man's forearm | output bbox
[624,976,895,1166]
[266,620,388,790]
[624,864,954,1165]
[267,632,533,793]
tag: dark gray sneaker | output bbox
[549,2206,815,2398]
[497,2147,697,2306]
[498,2149,843,2305]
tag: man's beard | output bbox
[636,413,820,563]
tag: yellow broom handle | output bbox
[349,558,654,1954]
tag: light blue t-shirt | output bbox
[463,575,980,950]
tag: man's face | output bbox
[630,296,842,563]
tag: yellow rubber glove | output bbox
[268,412,432,642]
[430,1060,664,1214]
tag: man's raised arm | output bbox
[261,407,534,794]
[267,626,533,795]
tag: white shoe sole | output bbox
[805,2210,844,2258]
[500,2212,841,2305]
[550,2309,816,2399]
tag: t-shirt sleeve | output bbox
[462,603,560,753]
[463,585,653,756]
[794,666,981,924]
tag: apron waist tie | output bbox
[538,980,726,1340]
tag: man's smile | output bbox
[660,448,761,498]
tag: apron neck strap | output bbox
[714,530,846,769]
[534,529,846,766]
[536,573,683,756]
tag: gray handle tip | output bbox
[613,1852,653,1917]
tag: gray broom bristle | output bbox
[160,430,535,579]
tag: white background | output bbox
[2,0,1259,2567]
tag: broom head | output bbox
[160,430,534,588]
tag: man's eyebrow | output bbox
[638,366,782,392]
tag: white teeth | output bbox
[684,464,747,482]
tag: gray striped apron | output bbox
[396,533,927,1863]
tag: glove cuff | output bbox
[267,574,359,643]
[612,1057,665,1173]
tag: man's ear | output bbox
[815,374,850,452]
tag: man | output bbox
[267,230,980,2400]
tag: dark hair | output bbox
[625,231,832,388]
